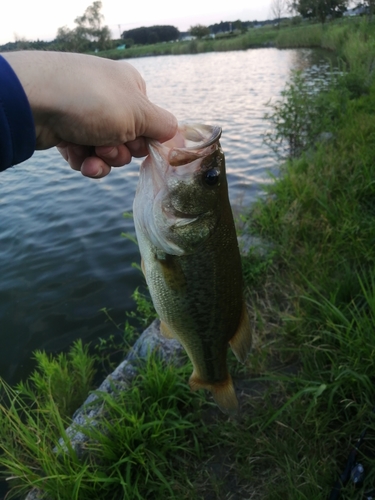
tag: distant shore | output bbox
[93,17,363,60]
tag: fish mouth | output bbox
[164,124,222,150]
[148,123,222,170]
[166,124,222,167]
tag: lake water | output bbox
[0,48,334,385]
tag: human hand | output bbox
[2,51,177,178]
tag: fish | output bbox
[133,123,252,415]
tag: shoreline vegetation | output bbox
[2,16,375,500]
[94,16,372,60]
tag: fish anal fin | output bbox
[229,301,252,364]
[189,371,239,416]
[160,320,175,340]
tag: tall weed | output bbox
[17,339,96,420]
[321,23,351,51]
[263,71,346,159]
[342,31,375,76]
[0,353,203,500]
[276,24,323,48]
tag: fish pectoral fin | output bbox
[189,372,239,416]
[160,320,176,340]
[141,258,146,277]
[158,254,186,291]
[229,301,252,364]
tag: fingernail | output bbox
[93,167,103,178]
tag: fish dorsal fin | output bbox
[189,371,239,416]
[229,301,252,364]
[160,320,176,340]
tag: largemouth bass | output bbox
[133,124,252,415]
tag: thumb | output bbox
[142,103,178,143]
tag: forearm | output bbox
[0,54,36,171]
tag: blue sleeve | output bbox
[0,55,36,171]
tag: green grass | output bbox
[0,350,208,499]
[276,22,324,48]
[235,34,375,498]
[95,27,279,60]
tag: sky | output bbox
[0,0,273,45]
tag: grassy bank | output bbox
[95,28,279,60]
[237,31,375,498]
[95,17,375,60]
[2,19,375,500]
[249,103,375,496]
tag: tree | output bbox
[290,0,348,23]
[74,0,111,49]
[189,24,210,39]
[233,19,246,33]
[271,0,287,26]
[56,1,111,52]
[56,25,87,52]
[210,21,231,34]
[121,25,180,45]
[362,0,375,21]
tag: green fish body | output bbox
[133,124,252,414]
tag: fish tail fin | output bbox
[229,301,252,363]
[189,372,239,416]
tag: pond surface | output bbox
[0,48,334,385]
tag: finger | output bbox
[56,142,69,162]
[56,144,92,171]
[80,157,111,178]
[126,137,149,158]
[142,105,178,143]
[95,144,132,167]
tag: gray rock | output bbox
[25,319,184,500]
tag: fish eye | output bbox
[203,169,220,187]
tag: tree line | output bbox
[121,26,180,45]
[272,0,375,24]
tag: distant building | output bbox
[344,5,368,16]
[179,33,195,41]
